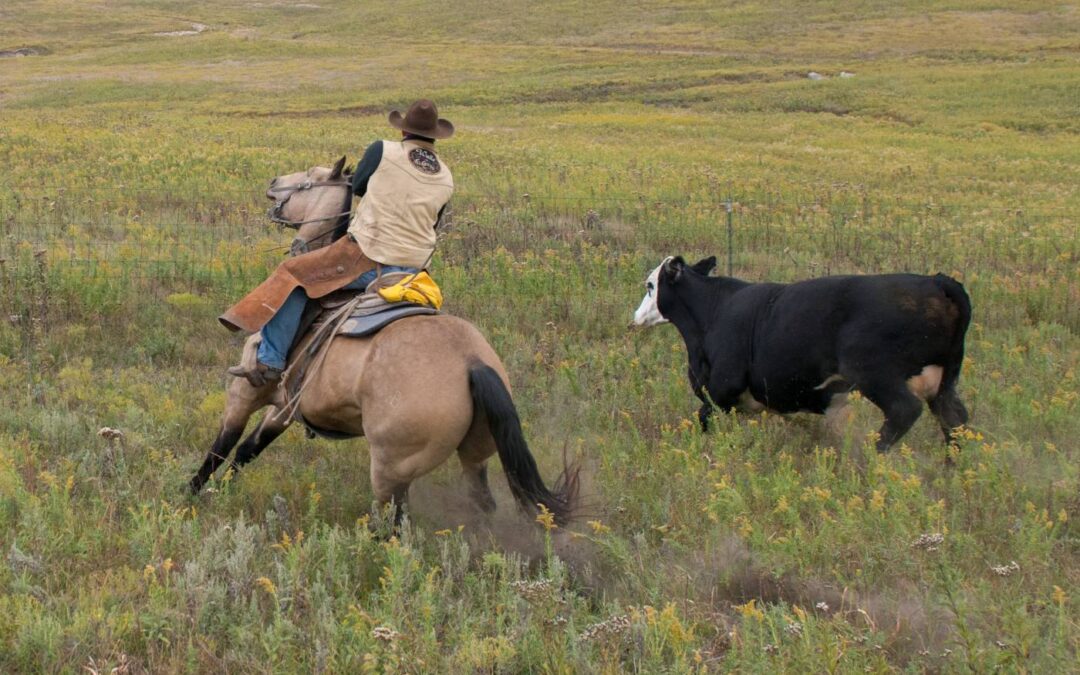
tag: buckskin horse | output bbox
[188,157,578,525]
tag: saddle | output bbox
[293,272,439,348]
[265,272,441,438]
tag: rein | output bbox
[271,292,366,425]
[267,178,353,254]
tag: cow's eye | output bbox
[646,281,654,293]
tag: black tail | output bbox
[933,273,972,394]
[468,364,578,525]
[930,274,972,433]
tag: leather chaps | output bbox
[219,235,376,333]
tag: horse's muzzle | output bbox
[268,201,299,229]
[290,238,309,256]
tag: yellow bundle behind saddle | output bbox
[376,271,443,309]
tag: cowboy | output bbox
[223,99,455,386]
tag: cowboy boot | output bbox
[227,362,282,388]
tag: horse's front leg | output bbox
[189,376,276,494]
[229,407,291,473]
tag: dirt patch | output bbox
[408,466,952,665]
[524,71,777,105]
[224,104,385,119]
[0,46,49,58]
[154,23,207,37]
[664,541,954,664]
[250,2,322,7]
[408,460,602,573]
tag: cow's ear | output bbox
[663,256,685,282]
[330,155,347,179]
[691,256,717,275]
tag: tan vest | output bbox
[348,139,454,269]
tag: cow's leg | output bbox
[860,381,923,452]
[697,401,714,431]
[705,372,752,420]
[688,365,714,431]
[928,387,969,443]
[824,393,854,437]
[230,408,290,473]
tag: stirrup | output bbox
[227,363,282,388]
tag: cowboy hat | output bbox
[388,99,454,140]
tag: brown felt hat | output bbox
[388,99,454,140]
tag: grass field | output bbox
[0,1,1078,672]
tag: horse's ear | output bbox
[330,155,347,179]
[691,256,717,275]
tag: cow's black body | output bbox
[656,256,971,451]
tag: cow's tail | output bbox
[931,274,972,428]
[468,364,579,525]
[934,274,972,392]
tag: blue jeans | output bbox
[256,265,418,369]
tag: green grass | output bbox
[0,0,1077,672]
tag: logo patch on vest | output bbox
[409,148,441,175]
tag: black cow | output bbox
[632,256,971,451]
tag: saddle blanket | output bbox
[336,303,438,337]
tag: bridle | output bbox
[267,178,353,254]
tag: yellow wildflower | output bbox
[734,599,764,621]
[1052,586,1067,607]
[536,503,557,531]
[735,515,753,538]
[588,520,610,534]
[255,577,277,596]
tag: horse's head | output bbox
[267,156,352,255]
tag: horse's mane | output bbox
[330,169,353,242]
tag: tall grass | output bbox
[0,0,1077,671]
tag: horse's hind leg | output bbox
[370,463,411,528]
[457,418,497,513]
[462,462,497,514]
[189,377,273,494]
[369,435,462,528]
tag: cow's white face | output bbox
[632,258,671,326]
